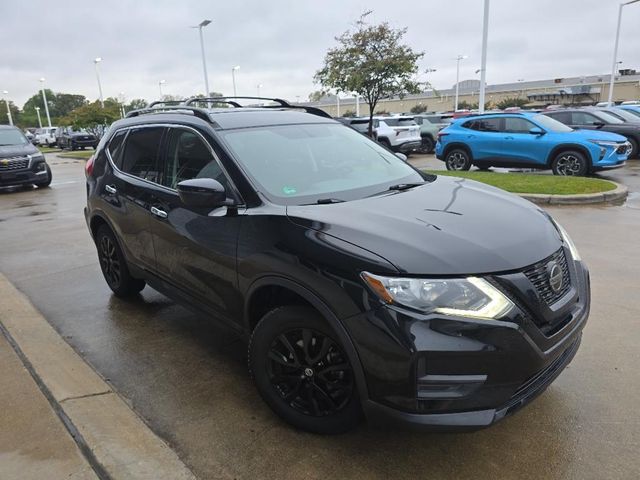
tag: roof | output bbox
[0,125,19,130]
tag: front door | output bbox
[148,126,244,326]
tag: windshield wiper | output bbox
[387,182,425,191]
[315,198,345,204]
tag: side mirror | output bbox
[395,152,408,162]
[593,121,605,128]
[176,178,229,208]
[529,127,545,135]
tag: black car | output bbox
[84,97,589,434]
[543,108,640,158]
[57,127,98,150]
[0,125,52,188]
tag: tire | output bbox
[418,136,434,154]
[379,138,392,150]
[445,148,472,171]
[551,150,589,176]
[35,164,52,188]
[95,225,145,297]
[249,305,362,434]
[628,137,638,159]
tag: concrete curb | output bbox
[517,182,628,205]
[0,273,197,480]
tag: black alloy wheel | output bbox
[96,225,145,297]
[267,327,353,417]
[249,306,362,434]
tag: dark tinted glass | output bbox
[476,118,502,132]
[571,112,600,125]
[107,130,127,169]
[121,127,164,183]
[504,117,535,133]
[163,129,227,190]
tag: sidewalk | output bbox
[0,273,197,480]
[0,332,98,480]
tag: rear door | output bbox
[101,126,165,271]
[461,117,504,160]
[147,126,244,325]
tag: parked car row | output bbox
[0,125,52,188]
[30,126,98,150]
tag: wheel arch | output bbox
[244,276,370,402]
[443,142,473,160]
[546,144,593,168]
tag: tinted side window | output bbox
[477,118,503,132]
[107,130,127,169]
[462,120,478,130]
[504,117,535,133]
[571,112,599,125]
[162,129,228,190]
[121,127,164,183]
[546,112,570,124]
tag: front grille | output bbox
[0,157,29,171]
[523,248,571,306]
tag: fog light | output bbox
[599,147,606,160]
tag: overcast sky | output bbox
[1,0,639,107]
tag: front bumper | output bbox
[593,141,631,170]
[349,249,590,431]
[0,160,49,187]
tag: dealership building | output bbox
[310,70,640,116]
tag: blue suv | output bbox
[435,112,630,175]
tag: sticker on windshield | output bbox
[282,186,297,195]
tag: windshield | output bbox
[606,109,640,123]
[533,114,573,133]
[593,111,624,124]
[0,128,29,146]
[220,123,424,205]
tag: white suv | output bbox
[34,127,59,146]
[373,116,421,153]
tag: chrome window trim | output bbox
[104,123,244,203]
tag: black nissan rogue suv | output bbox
[84,97,590,434]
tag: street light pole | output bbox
[35,107,42,128]
[39,78,52,128]
[355,94,360,116]
[478,0,490,113]
[608,0,639,105]
[454,55,468,111]
[2,91,13,126]
[94,57,104,108]
[336,95,340,117]
[232,65,240,96]
[193,19,212,96]
[159,80,166,98]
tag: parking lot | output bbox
[1,153,639,480]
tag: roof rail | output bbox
[125,105,211,123]
[182,96,333,119]
[148,100,184,108]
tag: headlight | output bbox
[361,273,514,320]
[29,153,45,162]
[552,220,581,261]
[588,140,619,149]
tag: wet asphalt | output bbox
[0,154,639,480]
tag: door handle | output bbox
[150,206,168,219]
[504,136,514,140]
[105,184,117,194]
[467,134,476,139]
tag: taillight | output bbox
[85,154,95,177]
[437,132,449,140]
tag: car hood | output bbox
[69,132,95,138]
[569,128,628,142]
[286,176,562,275]
[0,143,40,158]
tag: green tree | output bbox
[22,90,87,121]
[410,104,428,114]
[0,100,20,126]
[60,101,121,138]
[308,90,327,102]
[342,109,357,117]
[315,11,424,135]
[496,97,529,110]
[127,98,148,111]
